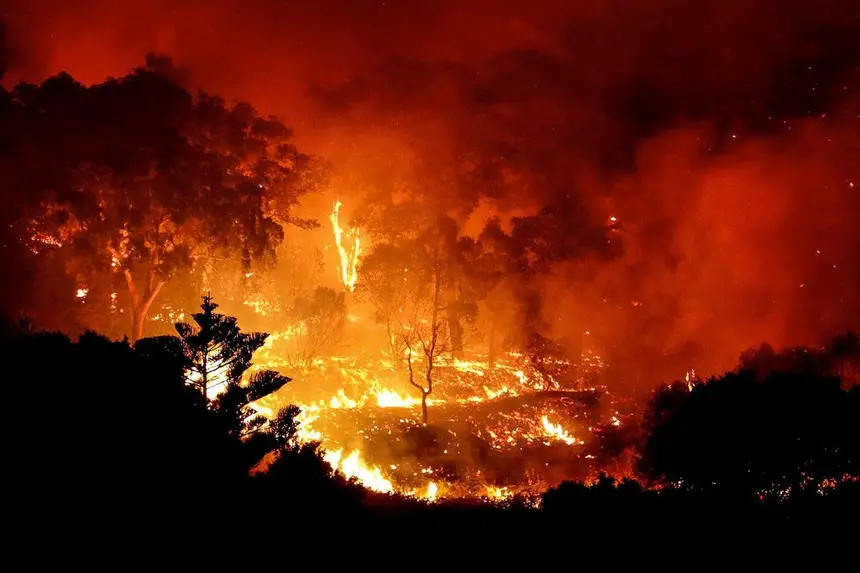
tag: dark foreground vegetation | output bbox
[3,312,858,555]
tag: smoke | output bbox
[5,0,860,387]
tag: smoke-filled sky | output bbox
[4,0,860,386]
[8,0,856,126]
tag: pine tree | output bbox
[175,294,291,437]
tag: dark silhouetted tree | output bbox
[639,370,860,498]
[826,332,860,388]
[175,294,291,439]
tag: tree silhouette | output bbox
[175,294,291,438]
[639,370,860,498]
[403,259,449,425]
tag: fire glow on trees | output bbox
[4,0,859,506]
[15,61,318,342]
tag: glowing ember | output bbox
[329,200,360,292]
[75,288,88,300]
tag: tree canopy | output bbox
[173,295,292,443]
[639,369,860,498]
[4,55,325,340]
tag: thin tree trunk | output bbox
[201,338,208,397]
[125,269,165,343]
[131,308,145,343]
[421,391,429,424]
[448,312,463,360]
[488,316,496,369]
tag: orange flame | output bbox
[329,200,360,291]
[541,415,580,445]
[323,448,394,494]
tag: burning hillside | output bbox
[251,347,630,501]
[2,0,859,516]
[185,199,634,500]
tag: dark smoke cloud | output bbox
[2,0,566,129]
[6,0,860,387]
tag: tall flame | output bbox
[329,200,360,291]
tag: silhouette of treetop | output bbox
[175,294,290,438]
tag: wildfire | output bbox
[374,388,423,408]
[485,486,513,500]
[323,448,394,494]
[540,415,579,445]
[256,347,611,501]
[685,368,698,391]
[329,200,360,292]
[425,482,439,501]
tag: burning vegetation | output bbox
[1,2,859,544]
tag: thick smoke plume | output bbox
[5,0,860,389]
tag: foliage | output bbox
[358,216,482,357]
[270,404,302,449]
[174,294,291,439]
[526,333,574,391]
[359,218,472,422]
[357,241,417,360]
[639,370,860,498]
[7,57,323,340]
[739,332,860,386]
[276,286,347,369]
